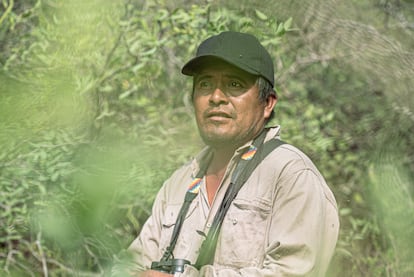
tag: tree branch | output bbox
[0,0,14,26]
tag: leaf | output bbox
[255,9,268,21]
[119,86,137,100]
[284,17,293,30]
[141,47,157,56]
[132,63,145,73]
[157,9,169,21]
[275,22,285,35]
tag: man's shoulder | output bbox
[263,140,324,178]
[271,142,310,160]
[160,148,207,197]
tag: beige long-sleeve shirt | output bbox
[126,126,339,276]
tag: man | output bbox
[117,31,339,276]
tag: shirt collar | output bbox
[190,125,281,178]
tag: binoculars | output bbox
[151,258,191,274]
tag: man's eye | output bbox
[228,81,242,88]
[199,81,211,88]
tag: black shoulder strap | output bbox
[159,152,212,263]
[194,136,285,269]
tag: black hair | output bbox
[256,76,276,122]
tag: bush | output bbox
[1,0,413,276]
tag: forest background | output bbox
[1,0,413,276]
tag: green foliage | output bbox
[0,130,84,275]
[1,0,413,276]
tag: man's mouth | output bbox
[205,111,232,118]
[205,110,232,120]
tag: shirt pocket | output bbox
[159,201,198,259]
[216,198,271,268]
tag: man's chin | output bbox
[199,131,238,148]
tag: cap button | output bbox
[239,54,243,58]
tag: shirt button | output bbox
[232,219,238,225]
[206,223,212,228]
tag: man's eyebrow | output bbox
[194,74,213,82]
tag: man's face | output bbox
[192,60,276,148]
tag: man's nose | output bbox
[209,87,228,105]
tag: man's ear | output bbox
[263,92,277,119]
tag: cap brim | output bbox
[181,55,259,77]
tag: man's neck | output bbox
[208,147,235,175]
[204,147,235,206]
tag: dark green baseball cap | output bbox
[181,31,274,87]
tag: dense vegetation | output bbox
[1,0,413,276]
